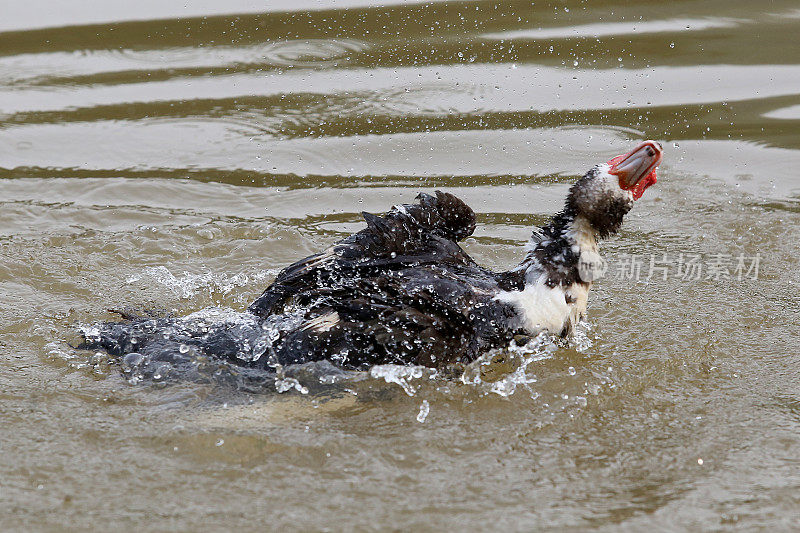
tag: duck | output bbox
[81,140,663,372]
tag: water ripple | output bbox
[3,63,800,119]
[482,17,742,40]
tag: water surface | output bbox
[2,1,800,530]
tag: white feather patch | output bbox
[296,248,336,275]
[301,311,340,332]
[494,274,571,335]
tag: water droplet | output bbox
[122,352,144,371]
[416,400,430,423]
[568,366,576,375]
[669,42,675,48]
[179,344,190,354]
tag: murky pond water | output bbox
[2,1,800,530]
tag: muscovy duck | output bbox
[82,140,662,371]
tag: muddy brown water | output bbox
[2,1,800,530]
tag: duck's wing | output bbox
[248,191,478,318]
[269,264,519,369]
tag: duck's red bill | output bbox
[608,141,663,200]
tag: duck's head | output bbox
[568,140,663,238]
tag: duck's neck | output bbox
[519,208,600,289]
[495,210,599,337]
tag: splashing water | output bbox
[126,265,279,299]
[369,364,433,396]
[75,301,595,403]
[461,333,559,397]
[416,400,430,423]
[275,377,309,395]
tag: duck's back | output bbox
[253,191,521,368]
